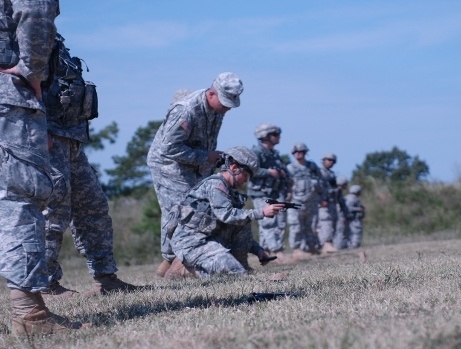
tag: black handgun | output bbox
[247,292,297,303]
[265,198,301,209]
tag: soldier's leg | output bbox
[69,147,140,294]
[69,144,117,276]
[153,182,188,263]
[317,206,334,246]
[287,208,302,249]
[44,136,72,287]
[348,222,363,248]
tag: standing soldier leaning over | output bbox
[147,72,244,277]
[317,152,345,253]
[41,33,140,297]
[0,0,88,335]
[286,143,322,259]
[247,124,294,264]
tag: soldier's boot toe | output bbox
[164,258,196,280]
[156,260,173,277]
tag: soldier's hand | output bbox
[0,65,42,100]
[268,168,280,178]
[208,151,223,164]
[257,250,276,265]
[263,204,285,217]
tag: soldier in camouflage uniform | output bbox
[41,34,139,297]
[247,124,294,263]
[286,143,322,258]
[0,0,88,335]
[333,176,349,249]
[147,72,244,277]
[317,152,345,253]
[169,147,283,278]
[345,185,365,248]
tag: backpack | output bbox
[44,33,98,123]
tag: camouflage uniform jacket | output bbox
[287,160,322,203]
[320,166,347,211]
[147,89,224,192]
[0,0,58,166]
[179,174,264,254]
[345,193,364,221]
[247,143,291,199]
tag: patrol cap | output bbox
[212,72,244,108]
[336,176,348,186]
[224,146,259,178]
[349,185,362,195]
[322,152,337,163]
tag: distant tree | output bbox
[85,121,119,152]
[105,120,162,196]
[352,146,430,184]
[83,121,119,174]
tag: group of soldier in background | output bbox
[247,123,366,264]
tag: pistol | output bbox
[265,199,301,209]
[247,292,298,303]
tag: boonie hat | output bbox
[212,72,244,108]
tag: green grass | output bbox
[1,233,461,349]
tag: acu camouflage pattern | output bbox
[317,166,342,245]
[171,175,264,277]
[286,160,322,250]
[147,89,226,260]
[344,192,364,248]
[247,143,291,252]
[0,0,58,292]
[44,136,117,283]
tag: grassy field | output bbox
[1,231,461,349]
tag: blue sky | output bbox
[56,1,461,183]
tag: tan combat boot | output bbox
[164,258,196,280]
[41,281,78,298]
[321,242,338,254]
[292,248,313,261]
[11,289,89,336]
[88,274,142,296]
[156,260,173,277]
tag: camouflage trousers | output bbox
[252,196,286,252]
[152,180,189,262]
[45,136,117,282]
[0,106,52,292]
[317,202,338,246]
[287,200,318,250]
[333,209,347,249]
[171,223,252,277]
[347,220,363,248]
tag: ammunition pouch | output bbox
[0,39,19,68]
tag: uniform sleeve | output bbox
[12,0,58,83]
[208,182,264,224]
[159,105,209,166]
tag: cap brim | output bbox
[217,90,240,108]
